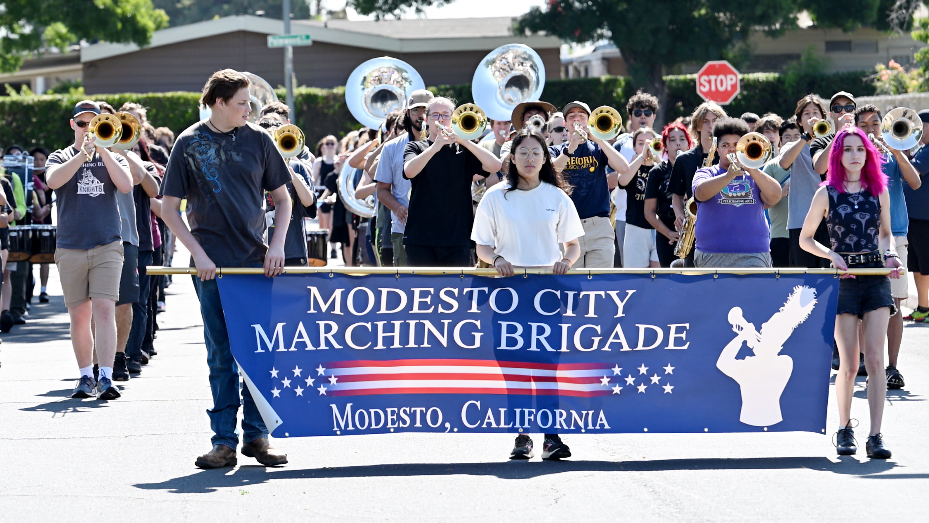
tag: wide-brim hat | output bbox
[511,101,557,130]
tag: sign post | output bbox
[696,60,741,105]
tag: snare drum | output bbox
[30,225,56,263]
[306,229,329,267]
[8,226,32,262]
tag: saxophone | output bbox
[673,137,715,262]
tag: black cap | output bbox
[72,100,100,118]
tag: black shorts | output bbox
[116,243,140,306]
[319,201,332,214]
[836,271,895,319]
[789,227,830,268]
[770,237,790,268]
[0,227,8,251]
[907,218,929,275]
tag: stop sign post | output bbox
[696,61,740,105]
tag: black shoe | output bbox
[542,436,571,460]
[71,376,96,398]
[93,364,99,382]
[510,434,534,460]
[113,353,130,382]
[95,377,121,400]
[127,358,142,374]
[835,425,857,455]
[12,315,25,325]
[866,433,892,459]
[831,344,840,370]
[886,365,905,390]
[857,353,867,376]
[140,350,149,365]
[0,311,13,333]
[39,292,49,303]
[147,346,157,357]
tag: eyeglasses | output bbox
[550,126,566,133]
[74,120,91,128]
[323,142,337,146]
[430,113,452,121]
[632,109,654,117]
[515,148,544,160]
[832,104,856,114]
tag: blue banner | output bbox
[216,272,838,438]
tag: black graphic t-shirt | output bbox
[549,141,611,220]
[47,146,128,250]
[161,122,291,267]
[643,161,675,230]
[826,185,881,253]
[618,163,653,229]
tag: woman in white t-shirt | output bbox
[471,128,584,461]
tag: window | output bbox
[825,41,852,53]
[852,41,878,54]
[892,55,912,66]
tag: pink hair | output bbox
[824,126,887,195]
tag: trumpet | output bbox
[451,103,487,140]
[868,132,891,156]
[573,122,588,141]
[81,113,123,161]
[812,119,832,139]
[589,106,623,141]
[112,112,141,151]
[274,124,305,158]
[648,137,664,161]
[526,114,547,133]
[881,107,923,151]
[735,132,772,170]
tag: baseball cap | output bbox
[829,91,856,108]
[72,100,100,118]
[919,110,929,124]
[562,101,591,117]
[407,89,434,109]
[511,101,557,130]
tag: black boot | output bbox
[113,352,130,382]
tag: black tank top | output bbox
[826,185,881,253]
[317,159,336,188]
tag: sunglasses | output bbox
[323,142,337,146]
[632,109,654,117]
[550,126,566,133]
[831,104,856,114]
[74,120,91,128]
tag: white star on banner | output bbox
[294,386,304,396]
[650,373,661,385]
[282,377,291,388]
[664,364,674,375]
[663,383,674,394]
[271,387,281,398]
[612,365,622,375]
[625,374,636,386]
[270,367,279,378]
[637,383,647,393]
[317,385,327,395]
[293,365,302,377]
[305,376,315,387]
[316,364,326,376]
[638,364,648,375]
[612,385,622,395]
[329,375,339,385]
[600,376,611,386]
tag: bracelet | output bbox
[492,255,503,267]
[561,258,573,267]
[884,251,899,260]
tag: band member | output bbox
[259,101,315,168]
[905,110,929,326]
[551,101,630,268]
[547,112,569,146]
[313,135,340,254]
[777,95,832,268]
[357,111,403,266]
[45,100,133,399]
[402,97,502,266]
[854,104,921,390]
[645,122,692,267]
[799,126,901,460]
[616,127,660,268]
[760,116,796,268]
[377,89,433,267]
[479,117,510,190]
[472,128,583,460]
[497,101,556,180]
[160,69,292,469]
[692,118,782,267]
[812,92,857,175]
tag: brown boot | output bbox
[241,438,288,466]
[194,444,237,469]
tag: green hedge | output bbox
[1,72,873,152]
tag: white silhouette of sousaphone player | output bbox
[717,286,818,427]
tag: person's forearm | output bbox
[598,138,630,174]
[563,242,580,265]
[100,149,133,193]
[749,169,782,206]
[617,155,644,187]
[551,153,569,172]
[460,139,503,173]
[149,197,162,218]
[475,244,496,265]
[694,172,735,202]
[672,194,684,221]
[161,198,208,260]
[270,187,292,246]
[355,182,376,200]
[119,151,147,185]
[644,199,673,239]
[894,150,922,189]
[377,184,403,214]
[46,153,86,190]
[778,138,806,169]
[404,144,441,178]
[291,172,316,208]
[348,140,376,169]
[813,145,830,175]
[141,172,160,198]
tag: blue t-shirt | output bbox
[905,144,929,221]
[882,155,909,236]
[692,165,770,254]
[549,141,610,220]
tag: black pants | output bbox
[770,237,790,268]
[656,232,677,267]
[789,226,830,268]
[405,245,472,267]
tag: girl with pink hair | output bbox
[799,125,902,460]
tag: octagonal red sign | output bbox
[696,61,741,105]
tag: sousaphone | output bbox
[472,44,546,122]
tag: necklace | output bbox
[842,180,863,208]
[207,118,238,141]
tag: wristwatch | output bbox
[801,132,812,142]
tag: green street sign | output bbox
[267,34,312,48]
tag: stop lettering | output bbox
[696,61,741,105]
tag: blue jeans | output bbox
[192,277,268,449]
[126,250,153,362]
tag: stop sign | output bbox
[696,61,741,105]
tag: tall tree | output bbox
[0,0,169,73]
[153,0,311,27]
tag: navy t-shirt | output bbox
[549,141,610,220]
[906,144,929,221]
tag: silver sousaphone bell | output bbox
[345,57,426,129]
[472,44,546,122]
[199,72,279,123]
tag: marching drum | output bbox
[8,226,32,262]
[306,229,329,267]
[30,225,57,263]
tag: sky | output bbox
[332,0,547,20]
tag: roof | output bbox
[81,15,562,63]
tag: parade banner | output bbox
[216,271,838,438]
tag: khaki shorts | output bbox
[55,241,124,308]
[577,216,615,268]
[891,236,909,299]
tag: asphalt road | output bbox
[1,254,927,522]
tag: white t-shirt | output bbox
[471,181,585,267]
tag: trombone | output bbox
[450,103,488,140]
[82,113,123,161]
[881,107,922,151]
[734,132,772,170]
[274,124,305,158]
[113,112,142,151]
[572,106,623,142]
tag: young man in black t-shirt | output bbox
[810,91,857,175]
[402,97,502,266]
[160,70,293,469]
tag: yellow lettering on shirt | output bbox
[565,155,599,173]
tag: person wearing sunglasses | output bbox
[546,112,570,146]
[811,91,857,176]
[471,127,583,461]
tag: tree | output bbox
[153,0,311,27]
[0,0,169,73]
